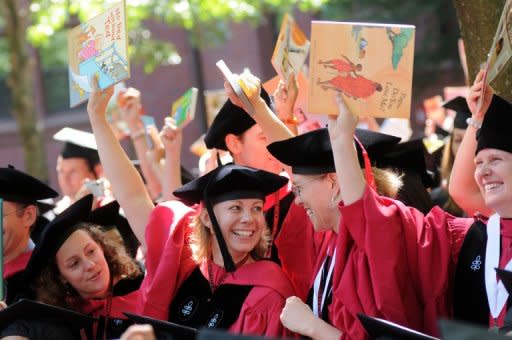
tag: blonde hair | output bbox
[372,166,403,198]
[188,208,272,264]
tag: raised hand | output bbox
[327,93,358,145]
[87,74,114,117]
[467,69,494,120]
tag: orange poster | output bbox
[308,21,415,118]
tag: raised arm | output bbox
[225,71,294,144]
[328,94,366,205]
[87,78,154,252]
[121,88,162,201]
[449,70,493,216]
[160,117,183,201]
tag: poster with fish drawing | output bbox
[68,0,130,107]
[308,21,415,119]
[271,14,310,81]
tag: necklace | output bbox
[207,255,250,293]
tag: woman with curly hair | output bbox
[1,195,143,340]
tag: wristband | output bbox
[466,117,482,129]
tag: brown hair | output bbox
[33,223,141,310]
[188,207,271,264]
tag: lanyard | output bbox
[313,247,336,317]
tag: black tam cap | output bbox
[443,96,472,129]
[0,299,94,332]
[25,195,94,282]
[0,165,58,204]
[54,127,100,168]
[204,88,273,151]
[376,139,433,188]
[439,319,507,339]
[476,94,512,155]
[267,128,401,175]
[124,312,197,339]
[197,328,280,339]
[87,200,140,259]
[358,313,439,340]
[174,163,288,271]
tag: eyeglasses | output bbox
[291,176,324,198]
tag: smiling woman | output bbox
[5,196,144,340]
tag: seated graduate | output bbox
[139,163,295,337]
[22,195,143,339]
[325,69,512,336]
[0,165,58,305]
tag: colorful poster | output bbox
[68,0,130,107]
[271,14,310,81]
[485,0,512,83]
[308,21,415,118]
[170,88,198,129]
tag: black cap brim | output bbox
[0,166,58,204]
[358,313,439,340]
[124,312,197,339]
[0,299,95,330]
[439,319,508,339]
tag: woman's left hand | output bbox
[280,296,316,336]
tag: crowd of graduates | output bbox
[2,33,512,340]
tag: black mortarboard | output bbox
[476,94,512,155]
[197,328,288,340]
[439,319,508,339]
[0,299,94,331]
[267,128,401,175]
[173,163,288,271]
[358,313,439,340]
[204,88,273,151]
[434,124,450,139]
[377,139,434,188]
[124,312,197,340]
[24,195,94,282]
[0,165,58,204]
[443,96,472,129]
[496,268,512,295]
[86,200,140,259]
[54,127,100,168]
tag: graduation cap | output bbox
[266,128,401,175]
[173,163,288,271]
[204,88,273,151]
[24,195,94,282]
[443,96,472,129]
[196,328,288,340]
[0,299,94,331]
[124,312,197,340]
[86,200,140,259]
[53,127,100,169]
[439,319,509,339]
[0,165,58,204]
[476,94,512,155]
[358,313,439,340]
[376,139,434,188]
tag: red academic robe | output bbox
[139,200,295,337]
[335,185,472,338]
[4,250,32,304]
